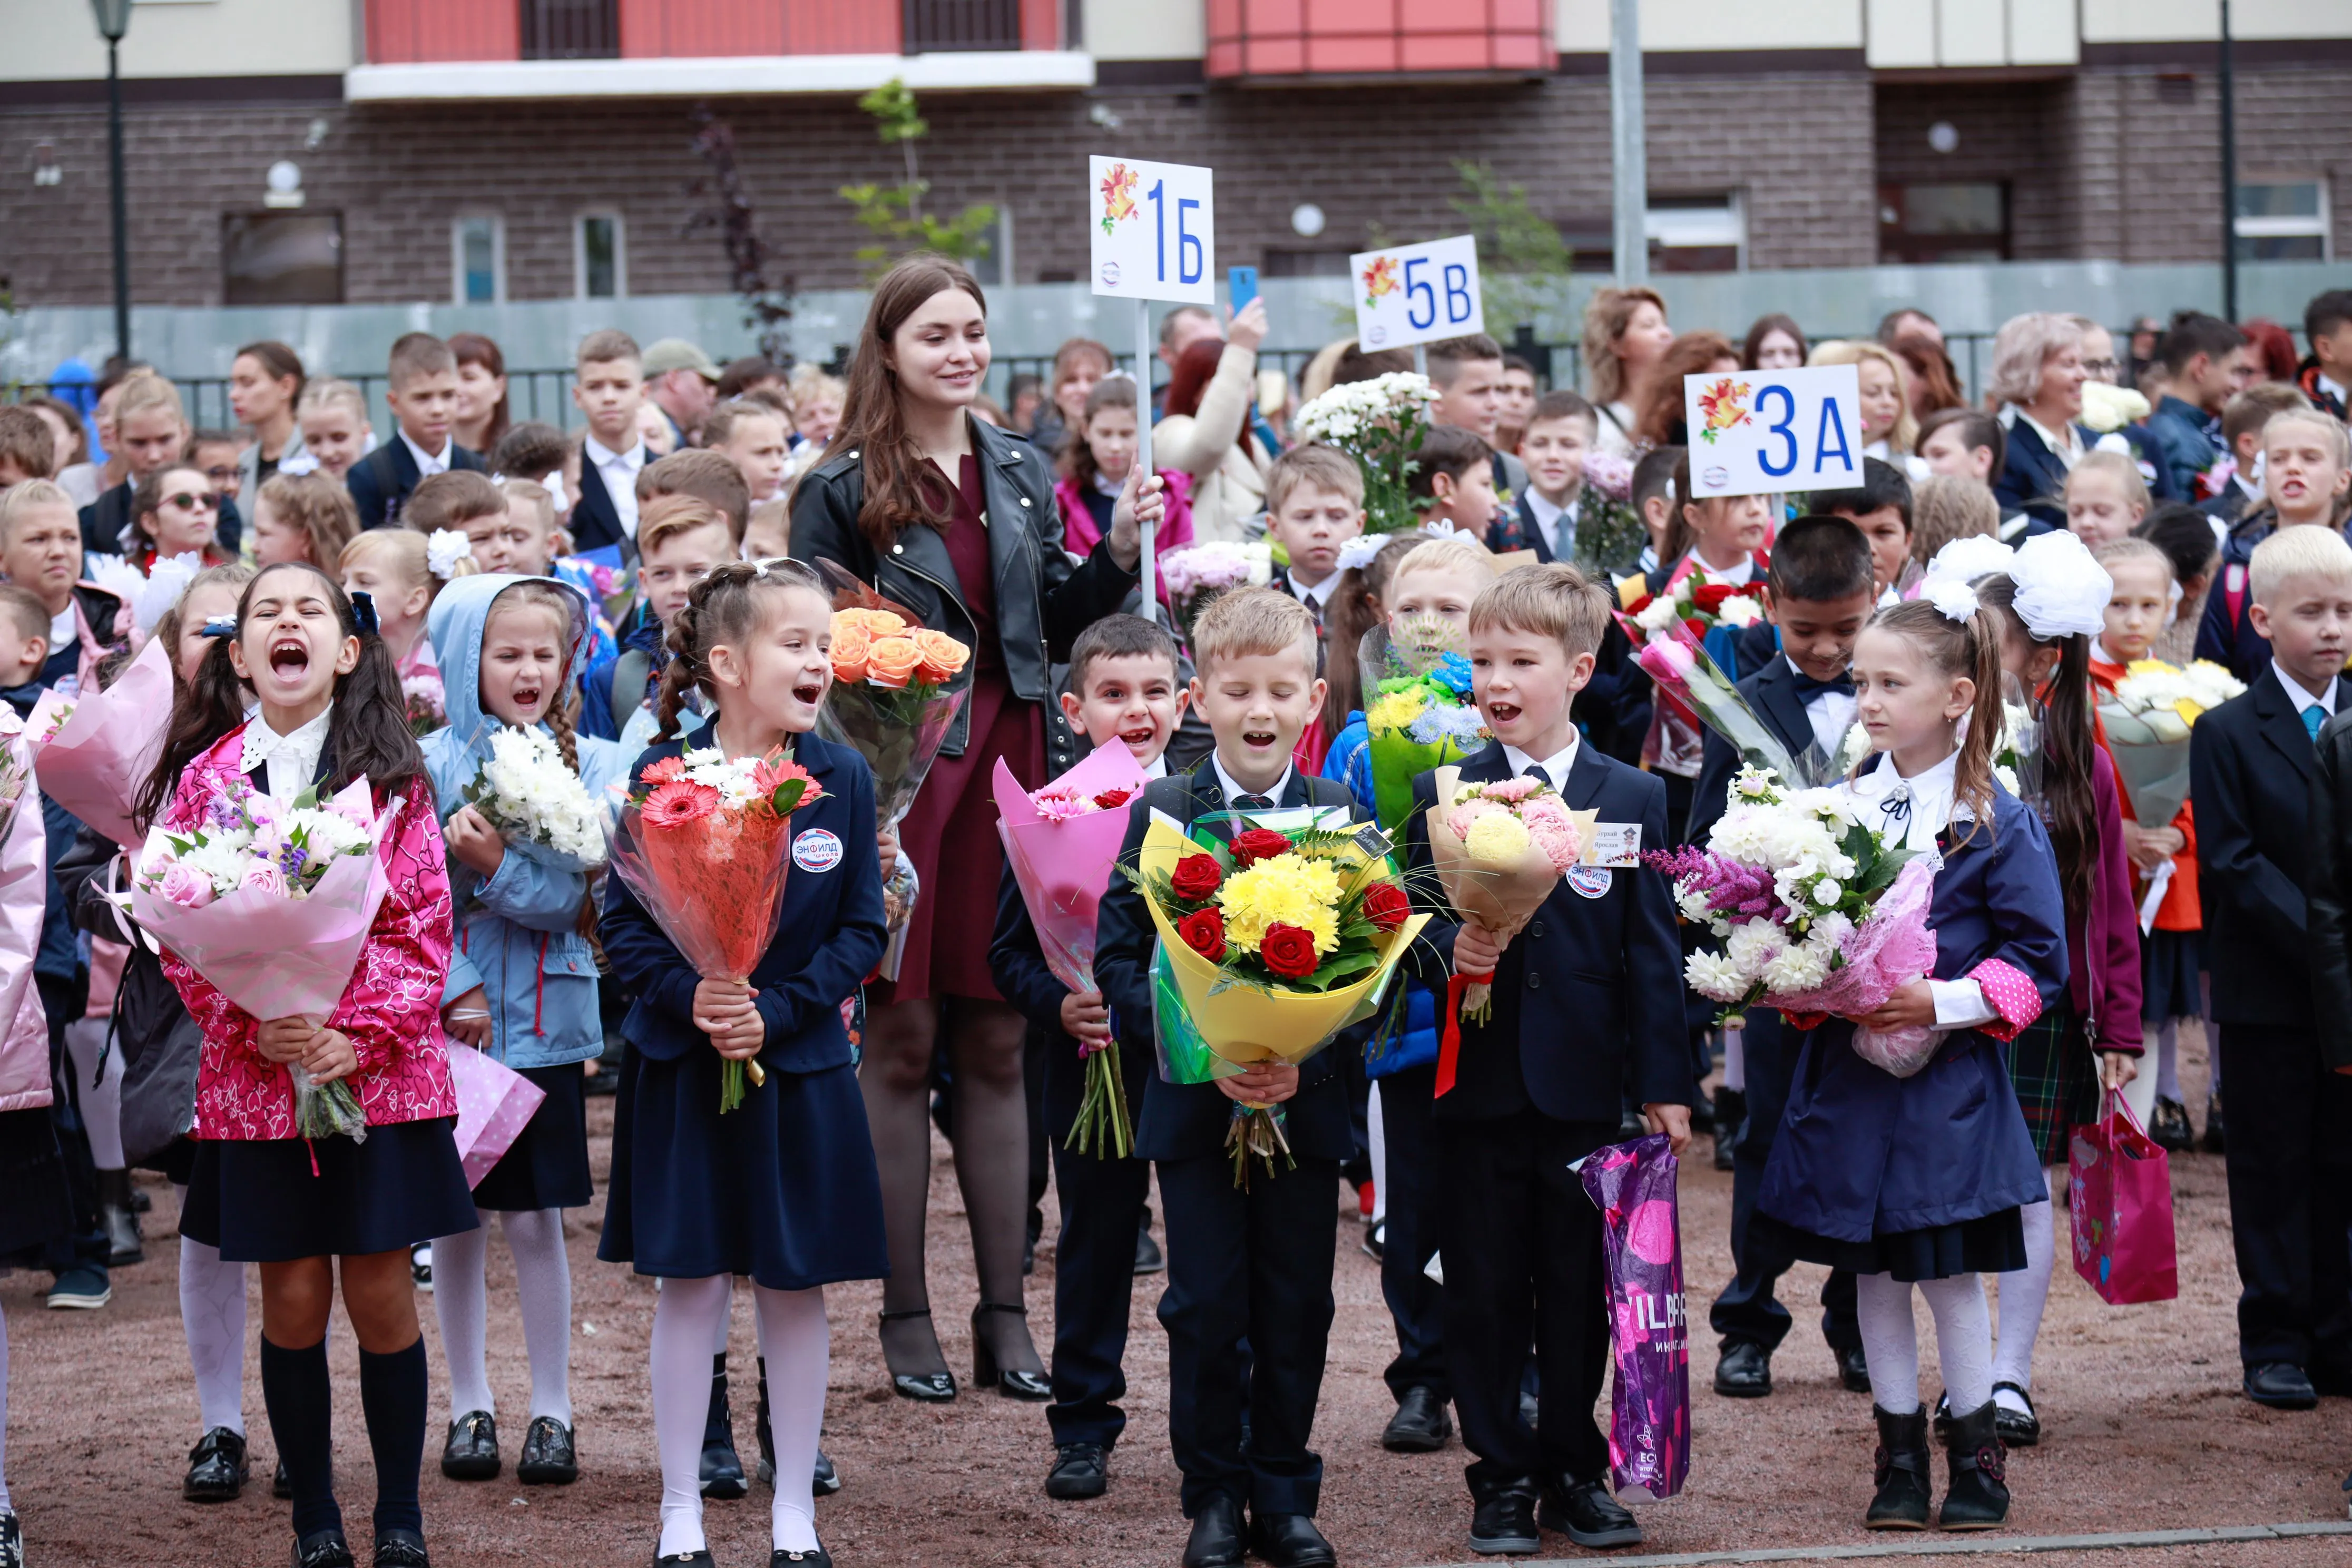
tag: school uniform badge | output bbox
[792,828,844,873]
[1568,865,1614,899]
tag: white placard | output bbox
[1682,364,1864,498]
[1348,235,1484,352]
[1089,155,1216,305]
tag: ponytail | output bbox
[1973,572,2099,923]
[1949,607,2006,848]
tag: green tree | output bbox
[837,79,997,278]
[1448,160,1574,336]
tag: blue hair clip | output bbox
[349,590,380,637]
[199,614,237,639]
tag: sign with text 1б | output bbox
[1682,364,1864,498]
[1349,234,1484,352]
[1090,156,1216,305]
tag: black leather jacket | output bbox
[2307,711,2352,1072]
[789,417,1138,770]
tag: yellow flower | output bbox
[1364,690,1426,732]
[1464,811,1534,866]
[1218,852,1344,954]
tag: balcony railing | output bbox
[523,0,621,59]
[1206,0,1552,79]
[367,0,1064,62]
[904,0,1021,52]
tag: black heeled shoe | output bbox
[879,1308,957,1402]
[971,1302,1052,1401]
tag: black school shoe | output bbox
[1467,1481,1541,1555]
[1836,1343,1873,1394]
[373,1527,431,1567]
[1535,1477,1642,1549]
[1181,1495,1246,1568]
[702,1361,748,1499]
[516,1416,577,1484]
[2200,1094,2226,1153]
[1382,1386,1452,1452]
[813,1450,841,1496]
[1044,1441,1108,1500]
[293,1528,357,1568]
[2149,1096,2194,1152]
[439,1410,500,1481]
[770,1551,830,1567]
[185,1426,251,1501]
[2245,1361,2318,1409]
[1248,1512,1337,1567]
[1713,1341,1771,1398]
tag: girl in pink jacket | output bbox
[140,561,473,1568]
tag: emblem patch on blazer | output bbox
[792,829,844,873]
[1567,865,1614,899]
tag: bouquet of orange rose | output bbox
[606,747,825,1112]
[816,597,973,833]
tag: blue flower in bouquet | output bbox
[1430,651,1473,698]
[1407,702,1486,748]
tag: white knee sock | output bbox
[177,1183,250,1437]
[1920,1273,1994,1415]
[1990,1179,2056,1409]
[2154,1019,2182,1103]
[1724,1025,1746,1093]
[1855,1272,1921,1414]
[752,1285,828,1555]
[652,1275,732,1557]
[1367,1082,1386,1229]
[501,1209,574,1425]
[64,1018,125,1170]
[432,1216,495,1418]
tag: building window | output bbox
[576,213,624,300]
[222,212,343,306]
[2236,179,2329,262]
[522,0,620,60]
[453,216,503,305]
[1647,194,1744,273]
[904,0,1023,52]
[1877,182,2010,264]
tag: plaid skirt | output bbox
[2003,1006,2099,1168]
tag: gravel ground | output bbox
[11,1026,2351,1566]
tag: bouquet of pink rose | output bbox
[24,633,174,848]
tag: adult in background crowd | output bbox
[790,254,1158,1407]
[227,340,306,498]
[1026,338,1112,460]
[1741,313,1807,371]
[714,356,787,402]
[1989,311,2091,533]
[1582,286,1675,458]
[1155,300,1274,545]
[1634,332,1739,450]
[1810,340,1919,469]
[641,339,721,450]
[1152,306,1221,418]
[1877,306,1942,349]
[448,332,511,460]
[1890,331,1964,425]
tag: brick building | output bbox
[2,0,2348,310]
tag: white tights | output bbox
[652,1276,827,1557]
[1990,1178,2057,1415]
[432,1208,574,1425]
[1856,1271,1993,1417]
[175,1183,249,1437]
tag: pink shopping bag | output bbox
[2068,1090,2178,1305]
[449,1047,547,1189]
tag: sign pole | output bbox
[1414,343,1427,377]
[1136,298,1159,624]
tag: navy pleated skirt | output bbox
[471,1064,593,1212]
[181,1116,479,1262]
[1750,1206,2029,1283]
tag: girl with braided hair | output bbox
[599,558,889,1567]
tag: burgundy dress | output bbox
[882,455,1046,1004]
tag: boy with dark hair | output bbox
[1263,445,1364,625]
[1407,426,1499,536]
[571,328,649,553]
[2297,288,2352,423]
[1918,408,2026,539]
[1094,587,1360,1568]
[2207,384,2316,524]
[1809,456,1914,599]
[346,332,486,529]
[1488,390,1595,563]
[992,614,1189,1506]
[1685,517,1877,1400]
[1496,354,1538,454]
[2147,312,2251,498]
[1427,333,1528,503]
[1404,563,1689,1555]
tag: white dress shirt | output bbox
[1211,753,1292,808]
[2273,662,2338,723]
[1500,733,1581,793]
[1141,754,1170,782]
[2321,373,2348,412]
[1840,750,1997,1030]
[1681,550,1757,586]
[1524,489,1579,561]
[1284,571,1341,619]
[585,436,649,540]
[398,429,453,478]
[241,704,334,805]
[1787,655,1858,758]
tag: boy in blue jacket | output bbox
[1403,563,1691,1557]
[989,614,1188,1503]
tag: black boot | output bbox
[1937,1401,2009,1530]
[1865,1406,1931,1530]
[97,1168,142,1267]
[754,1356,776,1487]
[1711,1088,1744,1171]
[701,1355,747,1500]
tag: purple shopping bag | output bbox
[449,1047,547,1189]
[2068,1090,2178,1305]
[1578,1133,1690,1501]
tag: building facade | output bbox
[2,0,2348,310]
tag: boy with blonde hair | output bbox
[1264,446,1365,626]
[571,329,649,553]
[293,378,375,485]
[79,370,198,554]
[2198,406,2352,681]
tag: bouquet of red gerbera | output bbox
[607,746,825,1112]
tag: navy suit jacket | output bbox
[1403,740,1688,1123]
[570,452,631,556]
[1093,762,1359,1163]
[2192,668,2321,1028]
[1992,417,2073,533]
[1684,652,1825,848]
[345,436,485,531]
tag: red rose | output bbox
[1169,853,1224,903]
[1623,592,1655,618]
[1690,582,1739,614]
[1092,786,1136,810]
[1229,828,1294,867]
[1360,881,1410,933]
[1176,907,1227,961]
[1258,922,1320,980]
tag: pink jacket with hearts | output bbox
[160,728,457,1141]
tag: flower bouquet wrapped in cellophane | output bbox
[1129,806,1428,1185]
[1161,541,1273,648]
[1291,372,1442,535]
[2096,658,2243,828]
[24,633,174,849]
[1358,620,1488,832]
[460,723,609,870]
[1612,580,1835,787]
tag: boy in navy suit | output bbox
[1266,445,1364,628]
[1403,563,1690,1556]
[990,614,1189,1504]
[570,328,651,554]
[2192,524,2352,1409]
[1684,517,1877,1402]
[1486,391,1596,564]
[346,332,485,530]
[1096,588,1360,1568]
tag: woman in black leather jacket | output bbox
[791,254,1160,1402]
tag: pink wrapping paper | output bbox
[129,780,397,1022]
[1767,854,1945,1078]
[992,744,1150,993]
[27,634,173,849]
[449,1046,548,1188]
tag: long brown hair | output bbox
[1635,331,1737,448]
[820,253,988,554]
[1972,573,2099,922]
[1059,375,1138,494]
[1863,597,2007,848]
[448,331,511,454]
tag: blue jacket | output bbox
[420,574,630,1069]
[2143,395,2223,500]
[1757,770,2066,1242]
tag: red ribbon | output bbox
[1435,969,1490,1097]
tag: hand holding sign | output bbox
[1683,365,1863,498]
[1349,235,1483,352]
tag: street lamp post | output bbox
[91,0,133,365]
[2219,0,2239,321]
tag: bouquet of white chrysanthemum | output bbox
[460,726,607,868]
[1292,371,1442,534]
[2099,657,2245,826]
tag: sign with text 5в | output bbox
[1349,234,1484,352]
[1090,156,1215,305]
[1682,364,1864,498]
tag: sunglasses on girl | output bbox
[165,491,223,512]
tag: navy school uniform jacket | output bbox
[1400,740,1688,1122]
[1757,770,2065,1242]
[345,437,487,531]
[569,453,634,557]
[990,859,1152,1147]
[1093,763,1361,1163]
[2191,669,2320,1030]
[1684,650,1821,848]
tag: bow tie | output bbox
[1231,793,1275,811]
[1791,669,1856,701]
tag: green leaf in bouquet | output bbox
[769,777,814,816]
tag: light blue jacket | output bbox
[422,574,630,1069]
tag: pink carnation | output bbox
[1447,798,1505,841]
[1526,814,1583,874]
[1030,785,1094,822]
[1482,778,1542,803]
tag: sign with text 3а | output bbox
[1682,364,1864,499]
[1090,156,1216,305]
[1348,235,1483,352]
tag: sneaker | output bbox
[410,1242,433,1291]
[1360,1219,1386,1265]
[0,1507,20,1568]
[46,1266,110,1309]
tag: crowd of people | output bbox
[0,261,2349,1568]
